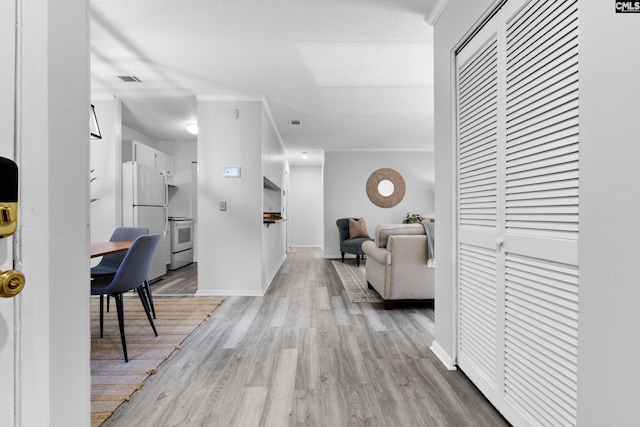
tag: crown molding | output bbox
[426,0,450,25]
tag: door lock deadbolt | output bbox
[0,269,25,298]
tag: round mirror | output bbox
[366,168,406,208]
[378,179,394,197]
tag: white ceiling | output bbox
[90,0,438,163]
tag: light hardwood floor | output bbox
[104,248,509,426]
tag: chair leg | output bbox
[106,294,110,312]
[114,293,128,362]
[99,294,104,338]
[137,285,158,337]
[144,278,156,319]
[341,251,345,263]
[356,255,360,267]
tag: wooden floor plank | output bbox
[102,248,508,427]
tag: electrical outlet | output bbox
[220,201,227,211]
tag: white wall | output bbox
[434,0,640,423]
[6,1,90,425]
[90,98,122,241]
[122,124,159,149]
[289,164,324,247]
[197,99,264,295]
[578,1,640,424]
[323,150,435,258]
[261,108,287,291]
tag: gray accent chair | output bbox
[336,218,373,267]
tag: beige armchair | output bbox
[362,223,434,309]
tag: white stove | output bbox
[168,217,194,270]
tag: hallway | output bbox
[103,248,507,426]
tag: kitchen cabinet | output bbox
[155,151,174,177]
[123,139,174,177]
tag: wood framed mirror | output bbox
[366,168,405,208]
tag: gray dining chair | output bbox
[91,233,160,362]
[91,227,156,318]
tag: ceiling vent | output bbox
[289,119,302,126]
[117,75,141,82]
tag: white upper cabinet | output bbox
[123,139,174,177]
[133,142,156,168]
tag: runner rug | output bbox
[331,260,382,303]
[90,295,224,426]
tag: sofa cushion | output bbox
[374,223,424,248]
[349,217,370,238]
[342,237,372,256]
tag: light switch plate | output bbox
[220,201,227,211]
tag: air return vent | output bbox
[117,75,141,82]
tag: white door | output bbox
[456,0,579,425]
[0,1,18,422]
[456,12,502,407]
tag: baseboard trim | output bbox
[195,289,264,297]
[324,252,358,259]
[430,340,457,371]
[263,253,287,294]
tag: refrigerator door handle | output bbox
[164,173,169,241]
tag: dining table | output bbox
[90,241,133,258]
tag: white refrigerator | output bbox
[122,161,169,282]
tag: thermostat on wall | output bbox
[223,166,241,178]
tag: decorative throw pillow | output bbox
[349,217,370,239]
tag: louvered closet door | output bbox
[456,15,503,407]
[456,0,579,426]
[501,0,579,425]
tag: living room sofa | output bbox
[362,223,434,309]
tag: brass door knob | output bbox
[0,269,25,298]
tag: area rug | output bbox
[90,295,224,426]
[332,260,382,303]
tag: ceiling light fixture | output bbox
[185,122,198,135]
[289,119,302,126]
[302,152,308,159]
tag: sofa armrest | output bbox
[387,235,428,264]
[362,240,391,265]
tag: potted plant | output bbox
[402,212,424,224]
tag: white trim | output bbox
[430,340,457,371]
[324,252,359,259]
[196,289,265,297]
[426,0,450,25]
[289,245,323,248]
[263,253,287,294]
